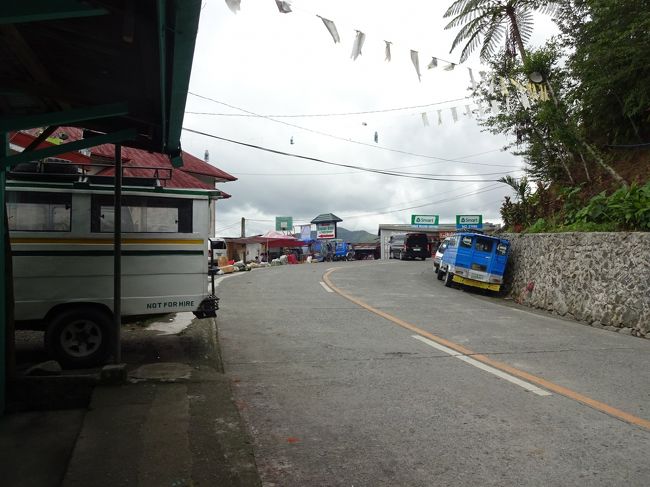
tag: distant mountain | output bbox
[302,227,378,243]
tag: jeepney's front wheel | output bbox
[45,306,111,369]
[444,271,454,288]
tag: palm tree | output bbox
[444,0,557,63]
[498,175,530,203]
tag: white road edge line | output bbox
[320,281,334,293]
[411,335,552,397]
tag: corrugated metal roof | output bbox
[311,213,343,224]
[9,132,93,165]
[24,127,237,182]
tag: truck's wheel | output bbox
[437,268,444,280]
[45,306,112,368]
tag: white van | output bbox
[208,237,227,265]
[7,172,220,367]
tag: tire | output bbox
[444,270,454,288]
[399,251,405,261]
[45,306,112,368]
[437,268,444,280]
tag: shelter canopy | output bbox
[1,0,202,166]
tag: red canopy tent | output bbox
[253,231,305,248]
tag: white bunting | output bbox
[224,0,240,13]
[465,105,472,118]
[275,0,292,13]
[427,57,438,69]
[421,112,430,127]
[410,50,421,81]
[444,63,456,71]
[490,99,499,113]
[518,92,531,109]
[318,16,340,44]
[451,106,458,122]
[477,102,484,117]
[468,68,477,90]
[499,76,509,96]
[384,41,392,62]
[437,110,443,125]
[350,31,366,60]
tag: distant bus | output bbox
[7,166,219,367]
[437,232,510,292]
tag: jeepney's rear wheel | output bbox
[437,268,444,280]
[45,306,111,369]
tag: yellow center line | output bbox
[323,268,650,431]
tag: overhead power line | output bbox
[186,92,518,168]
[186,96,471,118]
[182,127,503,183]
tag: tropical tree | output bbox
[443,0,558,62]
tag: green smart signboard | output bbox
[411,214,439,226]
[456,214,483,229]
[275,216,293,231]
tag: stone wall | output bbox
[503,232,649,337]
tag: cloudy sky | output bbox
[181,0,557,237]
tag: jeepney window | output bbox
[496,242,508,256]
[91,195,193,233]
[460,235,473,248]
[448,237,457,247]
[475,237,494,253]
[7,192,71,232]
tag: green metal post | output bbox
[113,144,122,363]
[1,132,7,413]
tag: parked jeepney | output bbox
[7,163,220,367]
[437,232,510,292]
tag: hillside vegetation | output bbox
[445,0,650,232]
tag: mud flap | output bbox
[193,295,219,319]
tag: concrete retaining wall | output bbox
[503,232,649,337]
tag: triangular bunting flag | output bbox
[499,76,509,96]
[351,31,366,60]
[318,16,340,44]
[427,57,438,69]
[465,105,472,118]
[444,63,455,71]
[225,0,240,13]
[410,50,421,82]
[451,107,458,122]
[437,110,443,125]
[275,0,292,13]
[384,41,392,62]
[421,113,430,127]
[490,99,499,113]
[468,68,477,90]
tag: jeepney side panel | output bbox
[10,186,210,321]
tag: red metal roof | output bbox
[17,127,236,190]
[96,165,215,190]
[9,131,93,165]
[40,127,236,181]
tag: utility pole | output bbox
[241,217,245,238]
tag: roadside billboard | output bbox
[316,222,336,239]
[411,214,439,226]
[456,215,483,229]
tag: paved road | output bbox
[216,260,650,487]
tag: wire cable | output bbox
[186,93,518,168]
[186,96,471,118]
[183,127,504,182]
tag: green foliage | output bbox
[564,182,650,230]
